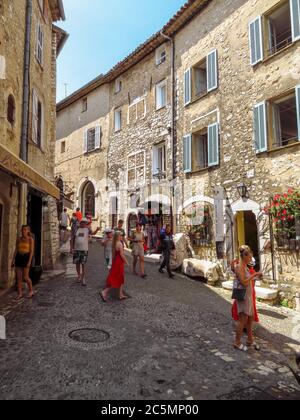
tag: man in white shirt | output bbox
[59,208,69,243]
[72,218,100,286]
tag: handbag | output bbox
[232,286,247,302]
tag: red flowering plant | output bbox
[263,189,300,243]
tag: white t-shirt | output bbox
[61,212,68,227]
[74,228,91,252]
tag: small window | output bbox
[156,48,166,65]
[266,1,293,56]
[270,93,298,148]
[82,98,88,113]
[32,89,43,149]
[156,80,167,110]
[87,128,96,152]
[193,132,208,171]
[115,79,122,94]
[7,94,15,125]
[61,141,66,154]
[115,109,122,132]
[152,144,166,178]
[36,23,44,65]
[193,59,208,98]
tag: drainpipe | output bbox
[160,31,176,230]
[20,0,32,163]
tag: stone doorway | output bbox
[236,210,260,270]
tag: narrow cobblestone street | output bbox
[0,242,300,400]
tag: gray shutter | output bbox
[207,50,218,92]
[296,85,300,141]
[95,125,101,149]
[184,68,191,106]
[290,0,300,41]
[253,102,267,153]
[83,130,88,153]
[32,90,38,144]
[183,135,192,173]
[249,17,263,65]
[152,147,159,176]
[208,123,219,167]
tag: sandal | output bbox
[234,343,248,352]
[15,295,24,301]
[247,341,260,351]
[99,292,108,303]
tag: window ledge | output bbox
[253,39,300,68]
[257,142,300,156]
[156,105,167,112]
[185,88,218,108]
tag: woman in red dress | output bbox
[100,231,129,302]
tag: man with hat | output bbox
[72,218,100,286]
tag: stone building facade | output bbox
[0,0,66,291]
[56,82,111,230]
[55,0,300,303]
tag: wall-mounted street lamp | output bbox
[237,182,249,199]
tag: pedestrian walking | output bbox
[11,225,34,300]
[59,208,69,243]
[232,245,263,352]
[70,212,79,253]
[72,218,100,286]
[159,224,175,278]
[129,223,147,278]
[100,231,129,302]
[102,228,113,269]
[114,219,129,248]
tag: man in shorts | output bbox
[72,218,100,286]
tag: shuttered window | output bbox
[254,102,267,153]
[156,80,167,110]
[32,89,43,149]
[184,69,191,106]
[183,135,192,173]
[83,126,101,153]
[208,123,219,167]
[249,17,263,65]
[291,0,300,41]
[207,50,218,92]
[115,109,122,132]
[36,23,44,65]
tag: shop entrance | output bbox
[236,211,260,270]
[27,191,43,267]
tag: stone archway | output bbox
[82,181,95,217]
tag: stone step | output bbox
[222,281,279,302]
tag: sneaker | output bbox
[169,274,175,279]
[159,268,164,274]
[82,279,87,287]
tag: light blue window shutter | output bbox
[183,135,192,173]
[95,125,101,149]
[208,123,219,167]
[249,17,263,65]
[207,50,218,92]
[152,147,159,176]
[184,69,191,106]
[83,130,88,153]
[253,102,268,153]
[296,85,300,141]
[290,0,300,41]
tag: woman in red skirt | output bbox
[100,231,129,302]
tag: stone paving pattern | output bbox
[0,242,300,400]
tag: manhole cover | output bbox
[218,386,275,400]
[68,328,110,344]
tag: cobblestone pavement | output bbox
[0,242,300,400]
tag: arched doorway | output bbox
[82,182,95,217]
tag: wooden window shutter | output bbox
[296,85,300,141]
[249,17,263,66]
[183,135,192,173]
[95,125,101,149]
[207,50,218,92]
[253,102,268,153]
[184,68,191,106]
[290,0,300,41]
[83,130,88,153]
[208,123,219,167]
[32,89,38,144]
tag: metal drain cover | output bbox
[68,328,110,344]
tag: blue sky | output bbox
[57,0,186,102]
